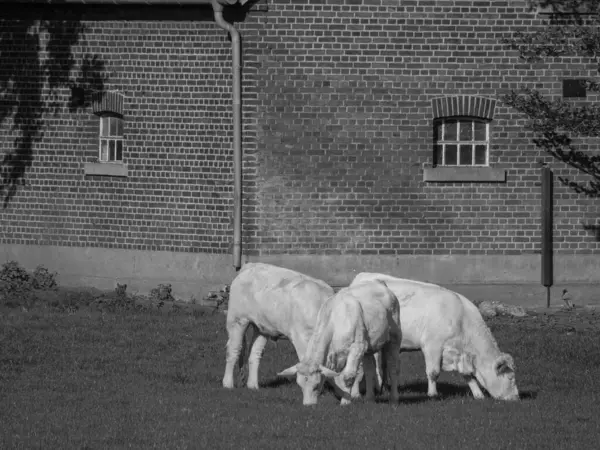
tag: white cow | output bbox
[278,279,402,406]
[351,273,519,401]
[222,263,334,390]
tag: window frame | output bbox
[433,117,490,168]
[98,114,125,163]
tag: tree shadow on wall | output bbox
[0,13,105,208]
[583,222,600,241]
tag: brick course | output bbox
[1,1,600,262]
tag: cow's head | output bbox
[277,362,338,406]
[477,353,519,401]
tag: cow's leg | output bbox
[373,351,384,395]
[362,353,377,401]
[382,342,401,404]
[350,363,363,400]
[223,318,250,389]
[422,343,443,398]
[464,375,485,399]
[247,333,268,390]
[339,343,366,405]
[339,389,353,405]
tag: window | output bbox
[425,95,505,182]
[85,91,128,177]
[563,79,587,98]
[433,118,489,167]
[99,115,124,162]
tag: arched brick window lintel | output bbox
[431,95,496,120]
[92,91,125,116]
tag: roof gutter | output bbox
[18,0,246,270]
[10,0,242,5]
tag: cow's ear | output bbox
[494,354,515,376]
[319,365,339,379]
[277,364,299,377]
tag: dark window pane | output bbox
[115,118,123,137]
[459,121,473,141]
[116,140,123,161]
[563,79,586,98]
[109,140,115,160]
[100,117,109,137]
[459,144,473,165]
[433,121,442,141]
[474,121,487,141]
[445,144,457,165]
[475,144,487,165]
[100,139,108,161]
[445,119,458,141]
[109,118,118,136]
[434,144,442,165]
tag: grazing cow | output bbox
[351,273,519,401]
[222,263,334,390]
[278,280,402,406]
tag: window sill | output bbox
[84,162,128,177]
[423,165,506,183]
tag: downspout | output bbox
[212,0,243,270]
[21,0,245,269]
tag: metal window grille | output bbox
[434,118,489,166]
[99,116,124,162]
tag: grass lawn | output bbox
[1,305,599,450]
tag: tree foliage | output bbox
[502,0,600,197]
[0,10,106,208]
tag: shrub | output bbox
[93,283,138,313]
[149,284,175,308]
[0,261,31,293]
[204,285,230,311]
[31,266,58,290]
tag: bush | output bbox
[93,283,139,313]
[31,266,58,290]
[204,285,230,311]
[149,284,175,308]
[0,261,31,293]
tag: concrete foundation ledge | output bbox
[0,244,237,302]
[439,283,600,311]
[1,244,599,309]
[246,253,600,309]
[246,253,600,285]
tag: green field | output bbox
[1,305,599,449]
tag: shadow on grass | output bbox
[399,380,471,398]
[398,381,538,402]
[260,378,490,404]
[260,377,295,389]
[517,390,537,400]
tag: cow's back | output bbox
[326,281,400,359]
[350,273,467,349]
[350,272,499,353]
[228,263,334,339]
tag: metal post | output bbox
[541,166,554,308]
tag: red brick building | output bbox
[1,0,599,302]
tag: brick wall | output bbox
[1,1,599,262]
[1,5,239,253]
[245,0,600,256]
